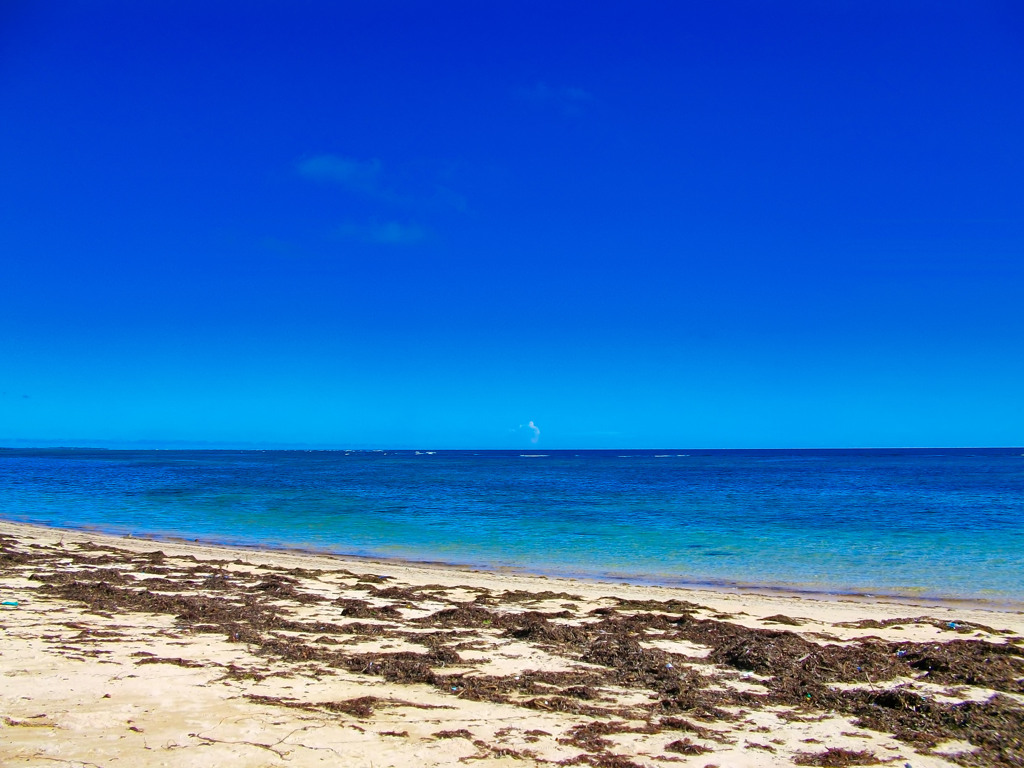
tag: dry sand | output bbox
[1,520,1022,767]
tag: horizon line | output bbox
[1,443,1021,452]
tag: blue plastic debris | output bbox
[1,600,17,607]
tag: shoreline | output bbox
[2,520,1023,767]
[7,518,1023,614]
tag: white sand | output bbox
[2,520,1021,767]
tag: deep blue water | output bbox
[1,448,1022,603]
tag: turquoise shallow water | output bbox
[1,448,1022,604]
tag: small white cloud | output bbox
[515,421,541,444]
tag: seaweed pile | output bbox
[2,532,1022,767]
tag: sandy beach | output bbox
[1,520,1022,767]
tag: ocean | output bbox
[1,448,1021,605]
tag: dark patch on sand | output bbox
[3,534,1022,767]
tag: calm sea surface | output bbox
[1,448,1022,604]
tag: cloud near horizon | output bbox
[514,420,540,444]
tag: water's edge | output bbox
[8,517,1022,614]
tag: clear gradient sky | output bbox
[1,1,1022,449]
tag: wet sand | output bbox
[1,520,1022,767]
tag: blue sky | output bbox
[1,1,1022,448]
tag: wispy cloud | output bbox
[368,221,426,244]
[297,155,468,214]
[516,82,594,115]
[335,220,426,246]
[297,155,465,245]
[296,155,386,197]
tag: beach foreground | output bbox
[1,522,1022,767]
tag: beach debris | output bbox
[1,599,18,606]
[433,728,473,740]
[665,737,711,755]
[792,747,882,765]
[3,534,1024,768]
[135,656,204,668]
